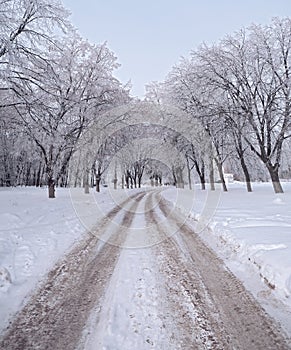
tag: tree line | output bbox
[1,4,291,195]
[0,0,130,197]
[149,17,291,193]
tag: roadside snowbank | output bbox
[162,182,291,333]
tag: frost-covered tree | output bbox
[11,35,128,197]
[194,18,291,193]
[0,0,68,59]
[0,0,68,190]
[163,61,230,191]
[161,18,291,193]
[0,1,132,198]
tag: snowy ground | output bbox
[0,182,291,341]
[0,186,141,332]
[162,181,291,335]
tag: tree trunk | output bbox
[96,175,101,192]
[266,163,284,193]
[25,163,31,186]
[126,175,130,189]
[172,167,177,187]
[40,164,45,187]
[193,160,205,190]
[48,178,55,198]
[199,174,206,190]
[91,169,95,188]
[36,162,42,187]
[121,175,125,189]
[209,158,215,191]
[84,170,89,194]
[138,176,142,188]
[216,160,227,192]
[186,157,192,190]
[240,156,252,192]
[74,175,78,188]
[114,167,118,190]
[176,167,184,189]
[74,163,81,188]
[155,175,159,187]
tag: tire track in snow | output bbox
[155,192,291,349]
[145,191,228,349]
[0,191,147,350]
[78,189,170,350]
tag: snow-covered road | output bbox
[0,189,290,349]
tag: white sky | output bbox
[61,0,291,98]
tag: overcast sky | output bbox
[61,0,291,98]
